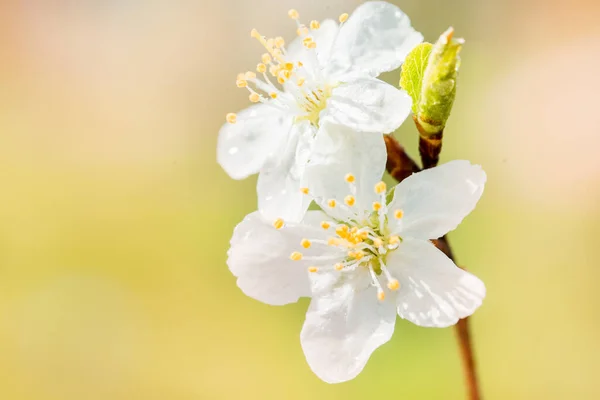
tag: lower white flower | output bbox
[228,158,487,383]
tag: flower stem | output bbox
[384,134,482,400]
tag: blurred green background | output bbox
[1,0,600,399]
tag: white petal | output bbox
[228,211,335,306]
[257,121,315,222]
[301,269,396,383]
[285,19,339,79]
[303,121,386,220]
[321,78,412,134]
[217,104,293,180]
[325,1,423,81]
[387,238,486,328]
[388,160,486,240]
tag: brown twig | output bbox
[385,134,481,400]
[413,115,444,170]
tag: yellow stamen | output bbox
[387,279,400,291]
[302,37,314,48]
[334,263,344,271]
[236,79,247,88]
[288,9,299,19]
[261,53,272,64]
[375,181,387,194]
[394,209,404,219]
[344,195,355,206]
[273,218,284,230]
[300,187,309,195]
[249,93,261,103]
[339,13,349,23]
[327,199,336,208]
[269,92,278,99]
[310,20,320,30]
[245,71,256,80]
[336,226,348,238]
[373,238,383,248]
[344,173,355,183]
[372,201,382,211]
[297,77,306,86]
[377,290,385,301]
[274,37,285,48]
[321,221,330,229]
[226,113,237,124]
[349,250,364,260]
[296,25,309,36]
[308,266,319,273]
[301,239,311,249]
[389,235,400,245]
[257,63,267,73]
[290,251,303,261]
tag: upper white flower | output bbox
[227,138,487,383]
[217,1,423,222]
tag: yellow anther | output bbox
[328,237,340,246]
[372,201,382,211]
[394,209,404,219]
[300,187,309,195]
[307,42,317,49]
[297,61,304,67]
[301,239,311,249]
[358,230,369,240]
[334,263,344,271]
[226,113,237,124]
[387,279,400,291]
[373,238,383,248]
[290,251,303,261]
[339,13,349,23]
[377,290,386,301]
[350,227,358,234]
[344,195,355,206]
[277,76,286,84]
[302,37,314,47]
[297,77,306,86]
[389,235,400,245]
[321,221,330,229]
[310,20,321,30]
[296,25,309,36]
[261,53,272,64]
[249,93,261,103]
[336,226,348,238]
[245,71,256,80]
[266,38,275,48]
[250,28,260,38]
[288,9,299,19]
[236,79,248,88]
[257,63,267,73]
[308,266,319,273]
[274,36,285,48]
[270,65,279,76]
[327,199,336,208]
[269,92,278,99]
[344,173,355,183]
[273,218,284,230]
[375,181,387,194]
[349,250,364,260]
[282,70,292,79]
[284,62,294,71]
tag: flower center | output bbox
[224,8,348,128]
[281,174,406,302]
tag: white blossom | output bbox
[227,133,487,383]
[217,2,422,222]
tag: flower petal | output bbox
[387,237,486,328]
[285,19,339,79]
[257,121,315,222]
[388,160,486,240]
[228,210,335,306]
[321,78,412,133]
[301,268,396,383]
[303,121,386,221]
[217,104,293,180]
[325,1,423,81]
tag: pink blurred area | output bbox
[1,1,600,399]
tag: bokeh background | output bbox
[1,0,599,399]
